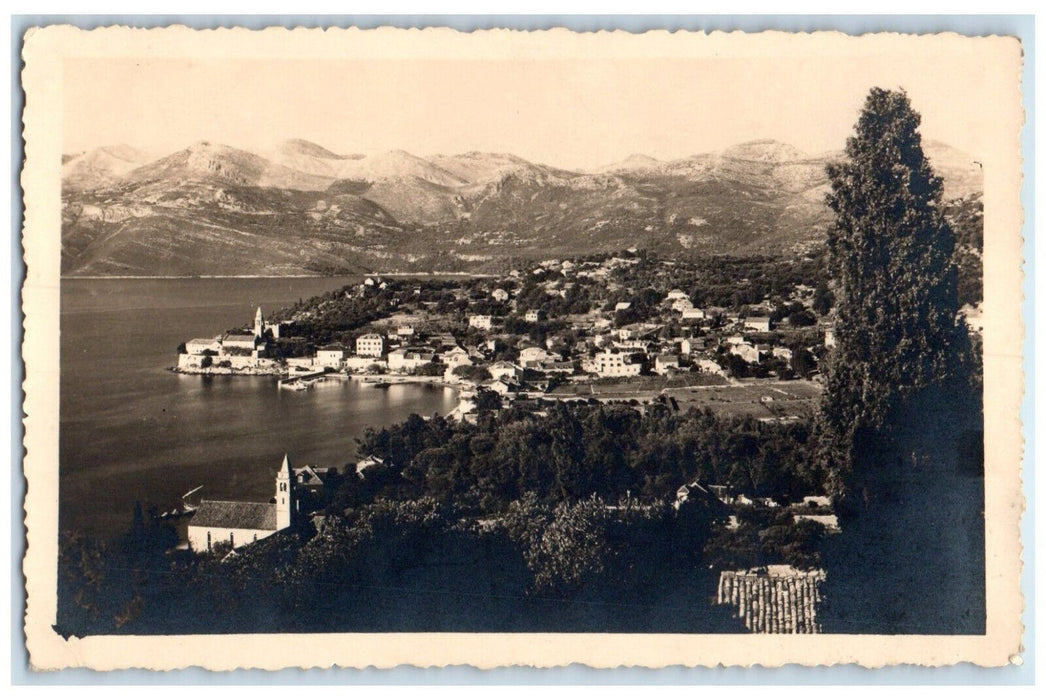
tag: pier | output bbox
[277,368,329,390]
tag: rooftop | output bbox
[191,500,276,531]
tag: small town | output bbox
[175,249,838,423]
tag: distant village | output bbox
[176,249,841,422]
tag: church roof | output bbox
[191,500,276,531]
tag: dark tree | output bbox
[819,87,973,502]
[816,88,984,634]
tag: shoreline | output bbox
[349,373,461,390]
[171,366,283,377]
[172,365,464,390]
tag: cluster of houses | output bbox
[177,307,284,373]
[176,257,835,407]
[674,481,839,533]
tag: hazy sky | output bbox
[63,51,1003,169]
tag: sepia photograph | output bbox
[20,24,1025,670]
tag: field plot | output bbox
[664,380,823,420]
[548,373,728,402]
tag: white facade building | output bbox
[744,316,772,333]
[442,347,472,370]
[519,346,551,365]
[489,361,523,381]
[731,343,762,364]
[681,308,706,321]
[316,345,345,369]
[469,315,493,330]
[387,347,436,372]
[596,351,642,377]
[355,333,385,358]
[654,354,680,375]
[671,298,695,312]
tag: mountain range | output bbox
[61,138,983,277]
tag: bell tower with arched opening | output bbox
[275,454,292,530]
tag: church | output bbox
[187,454,295,552]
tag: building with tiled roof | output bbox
[187,455,294,552]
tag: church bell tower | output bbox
[254,306,264,339]
[275,454,292,530]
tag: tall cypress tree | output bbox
[818,88,971,503]
[815,89,984,633]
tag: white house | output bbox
[487,379,518,396]
[794,513,841,533]
[595,351,642,377]
[614,302,632,312]
[671,298,695,312]
[396,325,415,338]
[469,315,493,331]
[524,309,544,323]
[681,308,706,321]
[316,344,345,369]
[731,343,762,364]
[491,288,510,302]
[344,356,386,372]
[355,333,384,358]
[387,347,436,372]
[519,346,551,365]
[441,346,472,370]
[654,354,680,375]
[744,316,772,333]
[696,358,725,375]
[772,347,794,361]
[680,338,706,355]
[489,360,523,382]
[286,356,315,370]
[187,455,294,552]
[665,289,689,301]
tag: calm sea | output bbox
[60,277,458,538]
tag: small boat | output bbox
[158,504,197,520]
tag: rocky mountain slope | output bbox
[61,138,983,276]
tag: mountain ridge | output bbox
[61,138,983,276]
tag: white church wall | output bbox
[187,525,277,552]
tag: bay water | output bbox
[60,277,458,538]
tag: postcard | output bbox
[21,25,1024,670]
